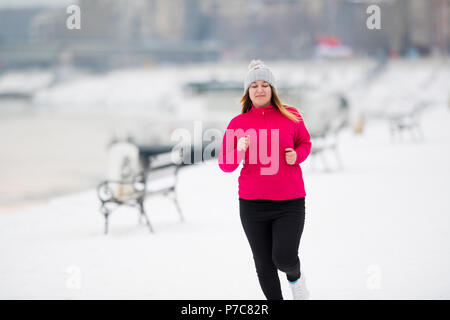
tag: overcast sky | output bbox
[0,0,77,8]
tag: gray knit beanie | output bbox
[244,60,276,92]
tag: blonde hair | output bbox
[239,86,303,123]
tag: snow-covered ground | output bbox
[1,102,449,300]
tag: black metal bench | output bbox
[96,143,184,235]
[97,171,151,234]
[140,147,185,226]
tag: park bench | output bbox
[304,93,349,171]
[96,141,184,235]
[387,101,428,142]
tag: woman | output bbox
[218,60,312,300]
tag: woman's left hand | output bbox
[285,148,297,165]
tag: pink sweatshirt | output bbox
[218,104,311,200]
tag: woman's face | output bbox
[249,80,272,108]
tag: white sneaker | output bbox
[289,273,309,300]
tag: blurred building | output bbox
[0,0,448,70]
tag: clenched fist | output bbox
[237,135,250,152]
[285,148,297,165]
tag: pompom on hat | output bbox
[244,59,276,92]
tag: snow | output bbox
[1,103,449,299]
[0,70,54,95]
[1,58,449,299]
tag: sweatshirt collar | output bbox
[250,104,275,113]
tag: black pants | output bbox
[239,197,306,300]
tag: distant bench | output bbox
[306,94,349,171]
[387,102,428,142]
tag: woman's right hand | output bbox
[237,135,250,152]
